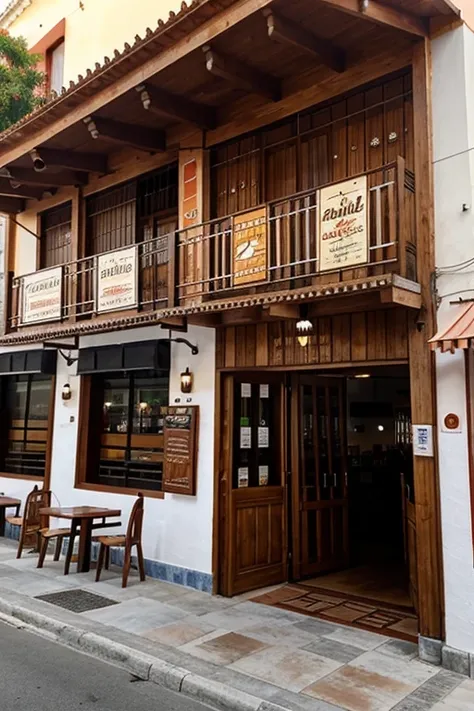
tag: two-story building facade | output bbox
[0,0,465,663]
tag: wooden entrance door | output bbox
[401,472,418,612]
[220,373,287,596]
[291,375,349,579]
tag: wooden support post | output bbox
[408,39,444,641]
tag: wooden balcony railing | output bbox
[176,157,416,305]
[8,158,416,331]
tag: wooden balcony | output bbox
[8,158,417,334]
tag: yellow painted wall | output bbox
[6,0,184,85]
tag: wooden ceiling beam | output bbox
[0,196,25,214]
[29,147,108,174]
[203,45,281,102]
[264,303,299,320]
[83,115,166,152]
[263,9,345,73]
[0,179,47,199]
[4,167,87,187]
[316,0,428,37]
[136,84,216,131]
[430,0,459,15]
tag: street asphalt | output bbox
[0,620,212,711]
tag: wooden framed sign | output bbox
[233,206,267,285]
[21,266,62,325]
[163,406,199,495]
[96,246,137,313]
[318,175,369,271]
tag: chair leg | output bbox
[16,529,24,559]
[104,546,110,570]
[136,543,146,582]
[95,543,106,583]
[122,547,131,588]
[37,536,48,569]
[64,524,77,576]
[53,536,62,562]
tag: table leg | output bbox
[64,519,79,575]
[77,518,93,573]
[0,507,6,537]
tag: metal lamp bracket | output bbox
[161,331,199,355]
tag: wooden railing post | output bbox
[397,155,407,278]
[168,230,177,308]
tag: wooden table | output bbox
[39,506,121,574]
[0,496,21,537]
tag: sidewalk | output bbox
[0,537,470,711]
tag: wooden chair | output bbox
[95,493,145,588]
[6,485,48,559]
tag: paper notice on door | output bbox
[240,427,252,449]
[238,467,249,488]
[259,466,269,486]
[258,427,269,448]
[260,384,269,399]
[241,383,251,398]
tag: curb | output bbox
[0,597,288,711]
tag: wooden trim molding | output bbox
[0,472,45,483]
[464,349,474,563]
[76,481,164,500]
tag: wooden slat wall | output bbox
[216,310,408,370]
[210,72,414,219]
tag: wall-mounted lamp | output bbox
[296,305,313,348]
[180,367,193,394]
[61,383,72,401]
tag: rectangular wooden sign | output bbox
[21,266,62,324]
[182,158,199,228]
[319,175,369,271]
[163,405,199,495]
[233,207,267,285]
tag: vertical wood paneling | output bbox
[224,327,236,368]
[269,322,284,366]
[319,317,332,363]
[255,323,268,366]
[332,314,351,362]
[351,312,367,361]
[235,325,247,367]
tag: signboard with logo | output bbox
[318,175,369,271]
[233,207,267,286]
[97,246,137,313]
[182,158,199,228]
[21,267,62,325]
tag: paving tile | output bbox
[181,631,267,666]
[323,626,386,651]
[431,678,474,710]
[229,645,342,693]
[350,650,439,688]
[293,618,340,637]
[242,623,319,649]
[199,603,298,633]
[391,669,463,710]
[303,637,365,664]
[165,590,234,616]
[377,639,419,660]
[141,618,216,647]
[81,597,187,633]
[303,663,413,711]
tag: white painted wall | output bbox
[0,325,216,576]
[433,24,474,652]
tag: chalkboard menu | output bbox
[163,406,199,495]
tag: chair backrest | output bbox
[126,493,144,546]
[24,486,51,533]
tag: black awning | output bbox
[0,349,57,376]
[77,340,170,375]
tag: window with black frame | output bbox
[86,370,169,492]
[0,374,53,477]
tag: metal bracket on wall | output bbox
[160,331,199,355]
[43,336,79,367]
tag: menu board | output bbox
[163,406,199,495]
[233,207,267,285]
[97,246,137,313]
[21,267,62,324]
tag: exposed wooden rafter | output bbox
[263,9,345,73]
[430,0,460,15]
[29,147,108,174]
[203,45,281,102]
[3,167,87,187]
[83,116,166,152]
[316,0,428,37]
[0,179,47,199]
[0,196,25,214]
[136,84,216,130]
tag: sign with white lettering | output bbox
[21,267,62,324]
[97,247,137,313]
[319,176,368,271]
[233,207,267,285]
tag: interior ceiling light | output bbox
[354,373,371,379]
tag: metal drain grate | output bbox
[36,589,118,613]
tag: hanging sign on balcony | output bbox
[318,175,369,271]
[21,267,62,325]
[97,246,137,313]
[233,206,267,286]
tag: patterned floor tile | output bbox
[304,637,366,663]
[141,618,216,646]
[179,631,267,666]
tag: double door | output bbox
[219,372,348,596]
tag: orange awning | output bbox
[429,303,474,351]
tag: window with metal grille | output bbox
[0,374,53,477]
[86,180,137,256]
[40,202,72,268]
[137,163,178,220]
